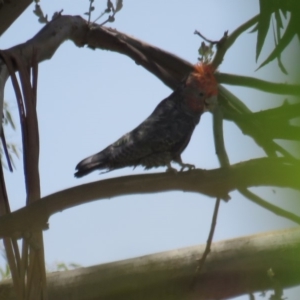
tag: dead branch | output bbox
[1,227,300,300]
[195,197,221,273]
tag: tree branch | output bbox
[195,197,221,273]
[218,85,299,159]
[1,227,300,300]
[239,188,300,225]
[216,72,300,96]
[212,104,230,167]
[212,15,259,68]
[0,15,295,161]
[0,0,32,36]
[0,158,298,238]
[86,24,192,89]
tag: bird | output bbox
[75,63,218,178]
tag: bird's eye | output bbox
[199,92,205,97]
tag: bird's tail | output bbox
[74,152,108,178]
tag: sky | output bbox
[0,1,299,299]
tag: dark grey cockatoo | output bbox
[75,63,218,177]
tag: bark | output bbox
[0,0,32,36]
[1,227,300,300]
[0,157,299,239]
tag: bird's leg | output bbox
[175,157,195,172]
[166,162,178,174]
[179,162,195,172]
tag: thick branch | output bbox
[0,158,299,238]
[2,16,88,68]
[1,227,300,300]
[0,0,32,36]
[86,24,192,89]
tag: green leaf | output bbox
[69,263,81,269]
[274,10,283,30]
[5,111,16,130]
[108,15,115,22]
[38,15,48,24]
[256,0,273,61]
[107,0,113,10]
[33,4,44,18]
[115,0,123,12]
[257,12,298,70]
[11,144,20,159]
[273,10,287,74]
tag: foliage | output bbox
[33,0,48,24]
[0,244,81,280]
[0,1,299,299]
[1,102,19,170]
[85,0,123,25]
[255,0,300,72]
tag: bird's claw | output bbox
[179,163,195,172]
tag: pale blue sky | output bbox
[0,1,299,299]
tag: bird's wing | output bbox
[109,97,196,163]
[75,91,197,176]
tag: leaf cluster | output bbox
[33,1,48,24]
[90,0,123,26]
[1,102,19,170]
[255,0,300,72]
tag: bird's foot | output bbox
[179,162,195,172]
[166,163,178,174]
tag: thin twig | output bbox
[194,30,220,44]
[212,15,259,68]
[239,188,300,225]
[212,104,230,168]
[87,0,93,24]
[196,197,221,273]
[93,0,116,26]
[193,88,231,284]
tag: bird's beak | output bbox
[204,95,218,112]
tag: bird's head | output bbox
[183,63,218,113]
